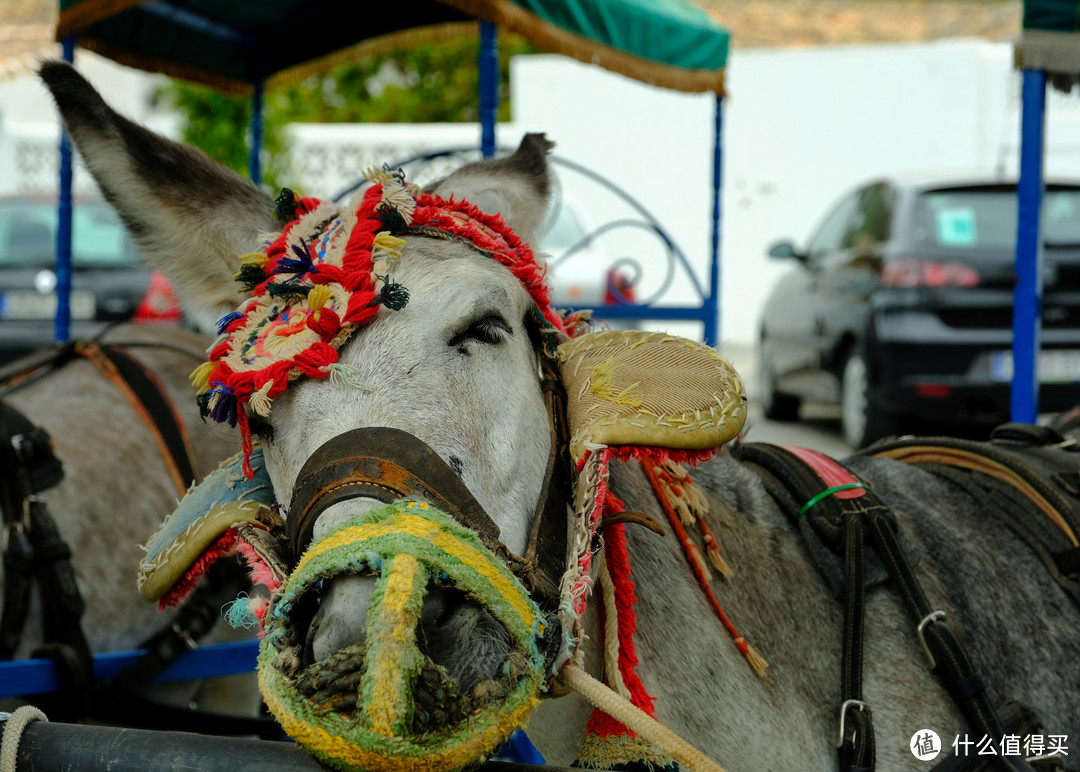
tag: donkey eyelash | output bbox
[448,315,511,347]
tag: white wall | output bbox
[0,51,172,194]
[511,41,1080,347]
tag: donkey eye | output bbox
[448,314,511,348]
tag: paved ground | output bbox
[721,342,854,458]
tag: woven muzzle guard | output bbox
[258,500,547,772]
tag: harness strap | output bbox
[286,426,503,559]
[82,558,283,739]
[286,363,572,614]
[740,443,877,769]
[0,401,84,684]
[74,341,199,495]
[863,430,1080,608]
[740,442,1032,771]
[519,360,571,610]
[0,448,93,714]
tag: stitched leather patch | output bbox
[555,330,746,462]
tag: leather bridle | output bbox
[284,359,571,612]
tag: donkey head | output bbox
[41,62,568,761]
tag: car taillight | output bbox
[133,270,183,323]
[605,269,636,304]
[880,259,980,288]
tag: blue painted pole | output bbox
[249,78,264,185]
[1012,69,1047,424]
[705,94,723,347]
[55,36,76,345]
[479,21,498,158]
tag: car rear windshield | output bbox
[0,201,138,269]
[916,187,1080,251]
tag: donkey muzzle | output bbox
[260,427,558,771]
[260,500,547,772]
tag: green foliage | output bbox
[161,80,288,190]
[161,35,538,190]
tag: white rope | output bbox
[595,550,631,700]
[562,663,728,772]
[1,706,47,772]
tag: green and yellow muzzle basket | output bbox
[258,500,548,772]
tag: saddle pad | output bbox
[555,330,746,462]
[138,446,275,602]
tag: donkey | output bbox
[0,323,242,707]
[40,60,1079,772]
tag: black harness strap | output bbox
[0,339,202,495]
[740,443,877,770]
[0,342,274,735]
[0,399,93,713]
[862,425,1080,608]
[739,442,1036,772]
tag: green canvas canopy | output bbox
[55,0,729,94]
[1014,0,1080,91]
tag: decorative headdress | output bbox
[191,169,568,476]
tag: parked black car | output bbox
[758,175,1080,447]
[0,195,185,364]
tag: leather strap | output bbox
[286,358,572,611]
[75,341,200,495]
[286,426,503,559]
[1,401,67,660]
[741,442,1026,770]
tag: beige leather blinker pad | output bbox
[555,330,747,462]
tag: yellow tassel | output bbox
[688,543,711,582]
[372,232,406,263]
[238,251,269,267]
[307,285,333,321]
[740,640,769,678]
[363,167,393,185]
[706,542,734,578]
[189,361,215,392]
[249,379,274,418]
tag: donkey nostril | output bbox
[419,589,511,694]
[309,574,375,664]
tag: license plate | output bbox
[0,290,96,320]
[990,349,1080,384]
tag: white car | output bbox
[540,199,636,325]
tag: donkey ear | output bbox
[38,61,279,327]
[425,133,555,248]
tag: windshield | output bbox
[915,188,1080,251]
[0,201,138,269]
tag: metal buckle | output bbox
[917,610,947,668]
[1,499,34,552]
[837,699,868,748]
[172,623,199,651]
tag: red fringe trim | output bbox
[158,528,239,610]
[585,522,659,740]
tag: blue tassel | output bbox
[276,241,316,275]
[215,311,245,334]
[223,594,259,630]
[207,386,239,427]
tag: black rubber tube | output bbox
[2,717,556,772]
